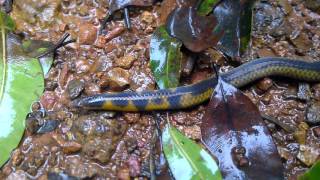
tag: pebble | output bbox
[306,102,320,124]
[52,134,82,154]
[67,79,85,99]
[297,144,320,166]
[105,68,130,91]
[37,120,60,134]
[128,155,141,177]
[78,23,97,45]
[256,78,273,92]
[105,25,125,42]
[312,126,320,137]
[305,0,320,13]
[124,113,140,124]
[115,54,136,69]
[40,91,57,110]
[141,11,154,24]
[117,167,130,180]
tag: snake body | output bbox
[73,57,320,111]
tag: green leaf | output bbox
[299,161,320,180]
[197,0,220,16]
[21,39,54,76]
[162,124,222,180]
[150,26,182,89]
[0,12,47,167]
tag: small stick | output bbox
[37,33,74,58]
[124,7,131,29]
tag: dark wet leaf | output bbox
[0,12,54,167]
[150,26,182,89]
[166,6,222,52]
[299,161,320,180]
[197,0,220,16]
[109,0,156,14]
[201,77,284,179]
[212,0,255,57]
[162,124,222,180]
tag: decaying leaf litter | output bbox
[0,0,320,179]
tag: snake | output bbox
[73,57,320,111]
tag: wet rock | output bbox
[312,126,320,137]
[84,82,100,95]
[47,172,79,180]
[124,113,140,124]
[117,167,130,180]
[67,79,85,99]
[256,78,273,92]
[293,122,309,144]
[7,170,28,180]
[104,25,125,42]
[52,134,82,154]
[40,91,57,110]
[297,144,320,166]
[11,149,24,166]
[105,68,130,91]
[129,67,155,91]
[128,155,141,177]
[126,138,138,153]
[83,138,114,163]
[306,102,320,124]
[254,2,286,36]
[297,83,311,101]
[305,0,320,13]
[290,32,313,53]
[141,11,154,24]
[115,54,136,69]
[257,48,276,57]
[78,23,97,45]
[65,156,98,178]
[37,120,60,134]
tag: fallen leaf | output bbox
[299,161,320,180]
[162,124,222,180]
[201,77,284,179]
[0,12,54,167]
[150,26,182,89]
[211,0,256,57]
[166,6,222,52]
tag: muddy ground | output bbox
[0,0,320,179]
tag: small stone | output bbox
[105,68,130,91]
[40,91,57,110]
[312,126,320,137]
[297,144,320,166]
[306,102,320,124]
[117,167,130,180]
[11,149,24,166]
[115,54,136,69]
[67,79,85,99]
[84,82,100,95]
[105,25,125,42]
[128,155,140,177]
[257,48,276,57]
[52,134,82,154]
[78,23,97,45]
[290,32,313,53]
[305,0,320,13]
[256,78,273,92]
[124,113,140,124]
[141,11,154,24]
